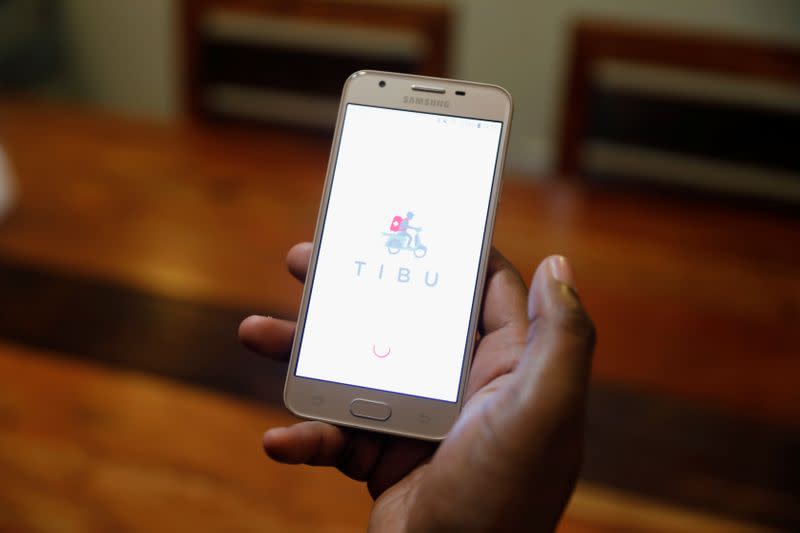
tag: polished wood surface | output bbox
[0,252,795,528]
[0,99,798,530]
[0,342,369,533]
[1,100,798,424]
[0,342,773,533]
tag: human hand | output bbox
[239,243,595,532]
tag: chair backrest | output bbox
[181,0,451,130]
[558,20,800,204]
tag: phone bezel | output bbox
[283,70,513,441]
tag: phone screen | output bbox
[295,103,503,402]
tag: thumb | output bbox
[405,256,595,532]
[514,255,596,441]
[526,255,595,385]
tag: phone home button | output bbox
[349,399,392,421]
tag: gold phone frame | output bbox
[284,70,513,441]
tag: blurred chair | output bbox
[181,0,451,130]
[0,0,63,92]
[558,20,800,204]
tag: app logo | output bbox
[383,211,427,258]
[353,211,438,287]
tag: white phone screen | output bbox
[296,103,503,402]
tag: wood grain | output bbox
[0,342,370,533]
[0,99,798,530]
[0,255,796,527]
[0,343,776,533]
[0,99,798,427]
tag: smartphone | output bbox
[284,71,513,441]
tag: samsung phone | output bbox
[284,71,513,440]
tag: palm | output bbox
[370,307,528,526]
[240,243,592,531]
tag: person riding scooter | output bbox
[397,211,419,248]
[385,211,427,258]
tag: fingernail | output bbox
[548,255,576,291]
[263,427,286,443]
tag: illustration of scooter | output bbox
[383,228,427,258]
[384,211,428,258]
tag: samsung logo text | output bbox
[403,96,450,108]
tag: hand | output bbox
[239,243,595,532]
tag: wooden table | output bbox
[0,99,797,531]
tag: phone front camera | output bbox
[379,80,386,88]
